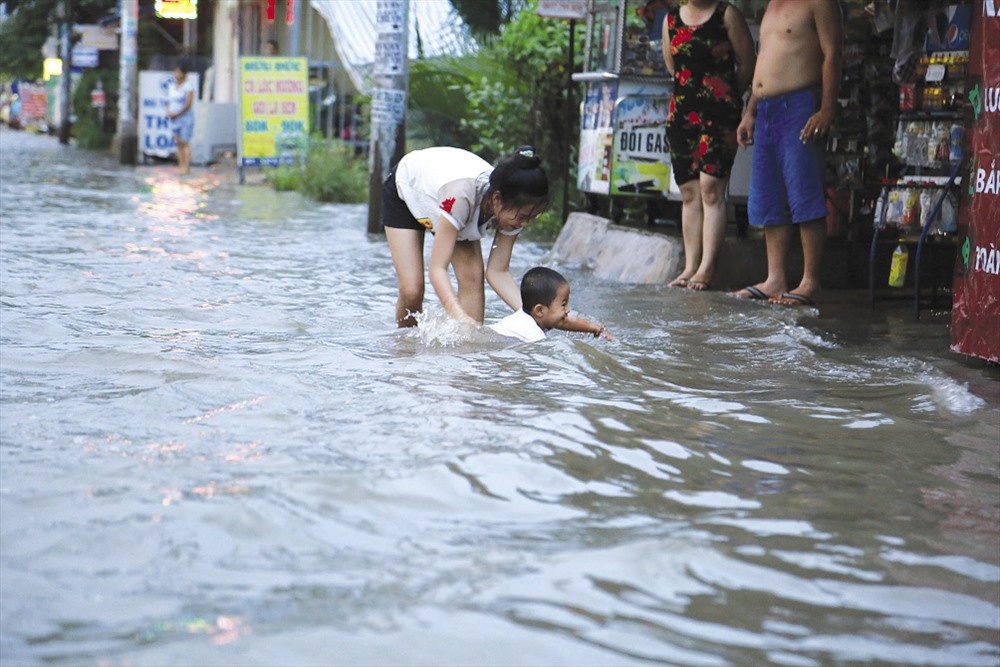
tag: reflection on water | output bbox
[1,130,998,666]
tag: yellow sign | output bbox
[43,58,63,81]
[239,57,309,167]
[155,0,197,20]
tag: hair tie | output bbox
[517,147,535,159]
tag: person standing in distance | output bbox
[166,66,195,176]
[734,0,842,307]
[662,0,756,291]
[382,145,605,337]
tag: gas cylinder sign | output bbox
[618,125,668,161]
[139,70,199,158]
[611,95,671,196]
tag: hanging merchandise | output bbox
[889,244,909,287]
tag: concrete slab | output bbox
[550,213,683,284]
[552,211,857,290]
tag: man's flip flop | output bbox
[737,285,770,300]
[776,292,816,306]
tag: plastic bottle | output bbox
[920,190,935,230]
[889,244,909,288]
[901,189,920,228]
[949,124,964,162]
[873,189,887,229]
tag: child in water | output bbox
[488,267,612,343]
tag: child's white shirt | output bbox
[488,309,546,343]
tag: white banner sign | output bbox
[375,39,406,76]
[371,88,407,124]
[536,0,588,20]
[72,46,99,68]
[376,0,406,33]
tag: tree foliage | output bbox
[0,0,117,80]
[407,0,584,234]
[448,0,529,37]
[459,5,580,167]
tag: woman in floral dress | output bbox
[662,0,756,289]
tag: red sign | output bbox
[19,85,47,122]
[91,89,106,108]
[950,5,1000,363]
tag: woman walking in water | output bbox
[662,0,755,290]
[166,66,195,176]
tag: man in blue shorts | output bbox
[735,0,842,307]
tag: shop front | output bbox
[572,0,992,359]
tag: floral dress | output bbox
[665,1,743,183]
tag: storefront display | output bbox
[569,0,986,338]
[864,1,973,317]
[573,0,677,218]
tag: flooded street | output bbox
[1,129,998,666]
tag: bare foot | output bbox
[770,291,818,307]
[734,284,777,300]
[668,275,692,288]
[687,279,712,291]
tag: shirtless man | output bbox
[735,0,842,306]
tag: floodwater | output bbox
[1,128,998,667]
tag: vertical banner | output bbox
[139,70,199,158]
[950,4,1000,363]
[577,80,616,195]
[239,57,309,167]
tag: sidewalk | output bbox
[553,211,956,311]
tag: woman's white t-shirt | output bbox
[394,146,520,242]
[166,77,196,116]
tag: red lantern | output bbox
[285,0,294,24]
[266,0,275,22]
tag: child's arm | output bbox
[556,314,614,341]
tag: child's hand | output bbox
[594,325,615,341]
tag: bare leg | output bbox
[689,172,729,290]
[735,223,791,299]
[177,140,191,175]
[772,218,825,306]
[385,226,426,327]
[451,240,486,323]
[669,179,702,287]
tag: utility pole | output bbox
[116,0,138,164]
[288,0,301,55]
[367,0,408,234]
[58,0,72,144]
[182,14,196,55]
